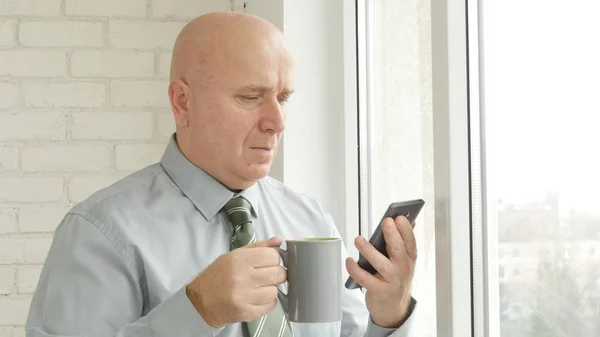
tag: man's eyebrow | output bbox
[238,85,294,96]
[281,88,295,96]
[236,85,271,93]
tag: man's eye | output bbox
[242,96,259,101]
[278,97,289,104]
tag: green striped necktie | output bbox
[223,196,293,337]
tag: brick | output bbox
[0,0,60,16]
[108,20,184,49]
[158,51,171,78]
[115,144,165,171]
[19,204,69,233]
[157,113,175,140]
[72,112,153,140]
[23,237,52,264]
[20,21,103,47]
[0,19,17,46]
[0,206,18,234]
[0,147,18,172]
[22,82,105,108]
[0,327,12,337]
[0,82,19,108]
[0,51,66,77]
[17,265,41,294]
[0,177,63,203]
[22,145,111,172]
[152,0,229,18]
[65,0,146,17]
[0,267,15,294]
[111,81,169,107]
[0,112,66,141]
[68,175,124,202]
[71,51,154,78]
[13,328,25,337]
[0,296,31,325]
[0,238,23,264]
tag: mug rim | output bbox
[286,237,341,243]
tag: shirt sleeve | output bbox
[25,213,224,337]
[322,213,417,337]
[363,298,417,337]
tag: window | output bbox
[355,0,600,336]
[355,0,435,335]
[479,0,600,336]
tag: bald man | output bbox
[25,12,416,337]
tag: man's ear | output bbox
[169,79,190,127]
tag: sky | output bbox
[482,0,600,216]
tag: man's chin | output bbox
[239,163,272,183]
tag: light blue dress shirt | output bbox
[25,135,416,337]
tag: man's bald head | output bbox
[170,12,293,84]
[167,12,295,190]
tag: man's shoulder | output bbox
[68,163,166,222]
[257,175,328,215]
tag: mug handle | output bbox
[274,247,288,312]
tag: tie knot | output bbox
[223,196,252,229]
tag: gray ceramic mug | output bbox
[275,237,342,323]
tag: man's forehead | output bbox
[222,58,294,92]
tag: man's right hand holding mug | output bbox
[185,237,287,328]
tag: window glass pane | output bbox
[482,1,600,336]
[366,1,436,335]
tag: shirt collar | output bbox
[159,133,260,221]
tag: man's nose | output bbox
[259,97,286,133]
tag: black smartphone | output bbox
[345,198,425,290]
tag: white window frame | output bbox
[431,0,475,334]
[348,0,501,336]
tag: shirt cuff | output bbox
[148,285,224,337]
[365,297,417,337]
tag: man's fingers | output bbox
[345,257,384,289]
[246,236,283,248]
[355,236,394,279]
[381,217,407,261]
[252,266,287,287]
[396,216,417,260]
[248,285,279,305]
[243,247,282,268]
[247,298,279,319]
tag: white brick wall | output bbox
[0,83,19,108]
[111,81,170,107]
[22,82,106,108]
[0,267,15,294]
[71,51,155,78]
[0,206,18,234]
[0,112,67,140]
[0,147,19,172]
[0,0,61,17]
[108,21,185,49]
[0,51,67,77]
[71,112,154,139]
[0,20,17,46]
[65,0,147,17]
[0,0,228,328]
[115,144,166,171]
[20,21,104,47]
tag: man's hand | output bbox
[186,237,287,328]
[346,216,417,328]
